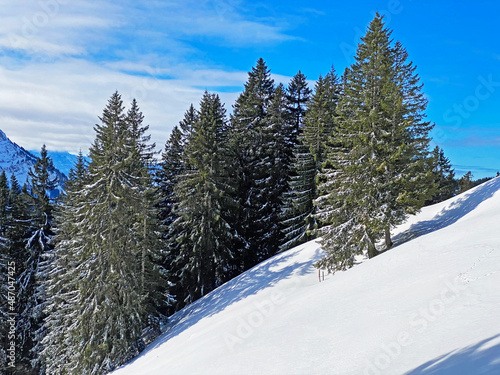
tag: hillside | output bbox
[113,177,500,375]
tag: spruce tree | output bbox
[230,58,283,269]
[125,99,166,320]
[458,171,474,194]
[15,146,59,374]
[427,146,457,203]
[286,70,312,139]
[41,152,88,375]
[157,128,189,313]
[169,92,239,304]
[5,175,32,374]
[46,92,164,374]
[157,106,197,313]
[302,68,342,171]
[0,172,9,235]
[0,172,10,373]
[315,14,435,271]
[157,105,197,232]
[279,71,316,251]
[279,140,316,251]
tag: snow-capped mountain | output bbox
[113,178,500,375]
[29,149,85,178]
[0,129,66,195]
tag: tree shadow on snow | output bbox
[404,334,500,374]
[393,177,500,247]
[143,243,324,354]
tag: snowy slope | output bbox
[0,129,66,194]
[113,177,500,375]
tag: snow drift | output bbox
[113,177,500,375]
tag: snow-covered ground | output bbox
[113,177,500,375]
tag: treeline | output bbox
[0,13,478,375]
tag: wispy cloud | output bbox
[142,0,297,45]
[0,1,300,153]
[0,1,118,56]
[0,60,219,152]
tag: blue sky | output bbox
[0,0,499,178]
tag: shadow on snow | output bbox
[142,242,323,355]
[393,177,500,247]
[405,334,500,374]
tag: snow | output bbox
[0,129,66,194]
[113,177,500,375]
[29,149,86,177]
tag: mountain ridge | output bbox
[0,129,66,195]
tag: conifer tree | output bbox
[41,153,88,375]
[5,175,32,373]
[0,172,9,235]
[178,103,197,144]
[282,68,342,251]
[46,92,164,374]
[279,71,316,251]
[169,92,239,304]
[303,68,342,171]
[157,129,188,313]
[427,146,457,203]
[125,99,166,319]
[15,146,59,374]
[315,14,434,271]
[157,106,197,313]
[6,175,32,277]
[157,105,197,231]
[279,140,316,250]
[0,172,10,373]
[230,58,283,269]
[286,70,312,138]
[458,171,474,194]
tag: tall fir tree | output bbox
[279,140,316,251]
[302,67,342,171]
[0,172,9,235]
[156,105,197,234]
[41,152,88,374]
[279,71,315,251]
[0,171,10,374]
[230,58,284,269]
[15,146,59,374]
[314,14,435,271]
[0,176,32,374]
[44,92,165,374]
[168,92,239,304]
[157,121,194,313]
[286,70,312,138]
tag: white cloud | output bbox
[0,59,251,153]
[0,1,299,153]
[0,1,118,56]
[142,0,296,46]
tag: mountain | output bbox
[29,149,84,177]
[0,129,66,195]
[112,177,500,375]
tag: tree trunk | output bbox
[385,226,393,250]
[366,236,378,259]
[142,215,146,294]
